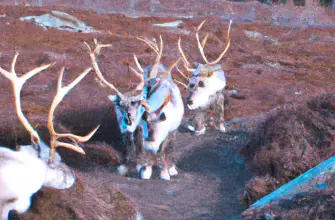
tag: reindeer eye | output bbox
[189,83,195,89]
[131,101,137,106]
[198,81,205,87]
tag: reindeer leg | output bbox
[138,157,154,180]
[217,93,226,132]
[158,133,176,180]
[166,131,178,176]
[135,125,144,155]
[117,132,129,175]
[160,165,171,181]
[135,126,154,179]
[189,110,206,135]
[1,200,11,220]
[126,132,137,166]
[159,142,171,182]
[118,132,136,176]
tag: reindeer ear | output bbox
[207,71,214,77]
[193,62,200,68]
[108,95,120,104]
[159,113,167,121]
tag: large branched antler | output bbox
[84,39,124,98]
[178,20,232,69]
[48,67,100,164]
[178,38,196,73]
[148,58,184,97]
[127,34,163,80]
[0,52,52,147]
[129,53,145,91]
[166,58,188,90]
[84,39,146,96]
[196,20,232,65]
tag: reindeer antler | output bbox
[84,39,125,98]
[160,58,182,78]
[0,51,52,147]
[127,34,163,80]
[178,38,196,73]
[178,20,232,70]
[173,78,188,89]
[129,53,145,91]
[196,20,232,65]
[48,67,100,164]
[175,65,190,80]
[85,39,146,96]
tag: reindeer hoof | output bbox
[117,165,128,176]
[136,164,144,174]
[187,125,195,132]
[187,125,206,135]
[160,169,171,181]
[219,123,226,133]
[195,127,206,136]
[140,166,153,180]
[168,165,178,176]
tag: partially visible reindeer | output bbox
[84,37,168,176]
[177,20,232,135]
[137,58,184,181]
[85,36,183,180]
[0,52,99,219]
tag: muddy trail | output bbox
[0,3,334,220]
[104,128,251,220]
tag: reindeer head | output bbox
[108,92,148,132]
[142,110,168,153]
[0,52,99,187]
[141,59,184,153]
[84,40,149,133]
[177,20,232,110]
[85,36,166,133]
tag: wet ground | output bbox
[0,2,334,220]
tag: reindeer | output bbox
[0,52,99,219]
[137,58,184,181]
[85,36,183,180]
[176,20,232,135]
[84,37,167,176]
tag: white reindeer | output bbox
[0,52,99,220]
[85,36,180,178]
[138,58,184,181]
[177,20,232,135]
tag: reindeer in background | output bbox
[0,52,99,219]
[126,36,184,180]
[85,36,172,177]
[177,20,232,135]
[138,58,184,181]
[85,35,184,180]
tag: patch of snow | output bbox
[244,30,264,41]
[244,31,280,45]
[264,61,281,69]
[19,11,103,33]
[153,20,183,28]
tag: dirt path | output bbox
[105,127,251,220]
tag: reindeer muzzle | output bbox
[125,113,133,126]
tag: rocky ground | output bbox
[0,2,334,220]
